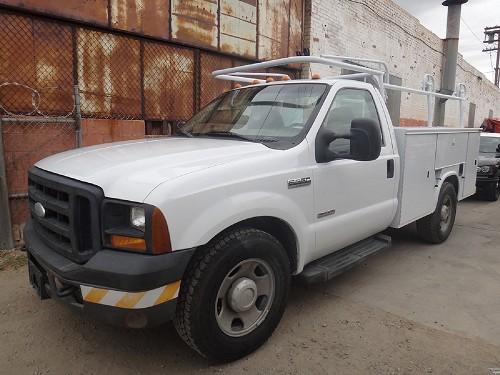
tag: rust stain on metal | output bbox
[0,0,108,26]
[220,0,257,58]
[110,0,170,39]
[258,0,290,60]
[0,14,74,115]
[171,0,218,48]
[288,0,302,56]
[143,42,194,120]
[77,29,141,118]
[200,53,232,107]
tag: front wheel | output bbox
[417,182,457,244]
[174,228,290,362]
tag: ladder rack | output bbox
[212,55,467,127]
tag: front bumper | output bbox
[476,175,499,188]
[24,220,195,328]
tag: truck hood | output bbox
[36,137,272,201]
[478,154,500,166]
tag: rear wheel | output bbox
[174,227,290,362]
[483,180,500,201]
[417,182,457,244]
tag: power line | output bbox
[461,16,483,45]
[461,16,495,74]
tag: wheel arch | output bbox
[443,174,459,196]
[202,216,299,274]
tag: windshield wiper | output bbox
[202,131,255,142]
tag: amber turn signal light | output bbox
[110,235,147,252]
[151,207,172,254]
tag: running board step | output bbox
[300,234,391,284]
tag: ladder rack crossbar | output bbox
[212,56,385,78]
[211,54,467,128]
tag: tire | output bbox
[417,182,457,244]
[483,181,500,201]
[174,227,291,362]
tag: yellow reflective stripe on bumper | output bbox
[80,281,181,309]
[154,280,181,305]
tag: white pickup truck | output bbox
[24,56,480,361]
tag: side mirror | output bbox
[315,118,382,163]
[349,118,382,161]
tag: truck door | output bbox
[312,85,397,260]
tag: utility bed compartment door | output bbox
[462,132,480,199]
[435,133,468,168]
[393,132,437,227]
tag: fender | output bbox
[147,188,315,274]
[434,167,460,206]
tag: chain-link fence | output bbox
[0,10,300,121]
[1,117,78,230]
[144,42,195,121]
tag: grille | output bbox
[28,168,104,264]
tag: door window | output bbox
[322,88,382,156]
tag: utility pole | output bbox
[483,26,500,87]
[434,0,468,127]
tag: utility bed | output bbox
[391,127,480,228]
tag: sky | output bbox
[393,0,499,83]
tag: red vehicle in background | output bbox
[481,118,500,133]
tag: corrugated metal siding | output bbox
[143,42,194,120]
[77,29,142,119]
[110,0,170,39]
[0,0,109,25]
[220,0,257,59]
[258,0,290,60]
[171,0,218,49]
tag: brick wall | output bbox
[306,0,500,127]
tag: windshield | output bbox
[479,135,500,154]
[179,83,328,149]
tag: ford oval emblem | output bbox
[34,202,46,218]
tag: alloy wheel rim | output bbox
[215,258,275,337]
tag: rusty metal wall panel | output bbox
[110,0,170,39]
[288,0,302,56]
[0,0,108,26]
[0,13,74,116]
[77,29,142,119]
[220,0,257,59]
[171,0,218,49]
[200,53,233,107]
[258,0,290,60]
[143,42,194,120]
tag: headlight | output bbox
[481,166,491,173]
[130,206,146,232]
[102,201,171,254]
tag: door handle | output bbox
[387,159,395,178]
